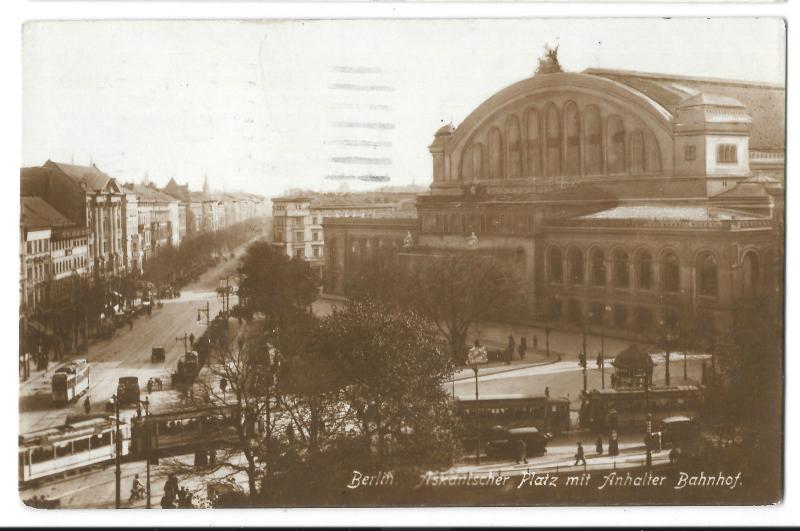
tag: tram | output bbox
[19,415,130,484]
[455,393,571,435]
[583,384,704,430]
[51,359,90,403]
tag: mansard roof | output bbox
[44,160,121,193]
[21,197,75,230]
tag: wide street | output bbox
[19,250,247,435]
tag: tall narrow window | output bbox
[716,144,738,164]
[584,105,603,175]
[507,116,522,179]
[525,108,541,178]
[644,131,662,173]
[637,250,654,290]
[697,253,719,297]
[565,102,581,176]
[742,251,759,298]
[607,115,626,174]
[661,251,680,293]
[545,103,561,177]
[489,128,504,180]
[548,247,563,283]
[613,249,630,288]
[630,130,645,173]
[591,249,606,286]
[568,248,584,285]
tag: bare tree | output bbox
[399,250,524,364]
[165,318,283,506]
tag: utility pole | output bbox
[580,324,588,392]
[176,333,190,354]
[114,394,121,509]
[197,301,210,328]
[644,358,653,469]
[600,331,605,389]
[145,397,151,509]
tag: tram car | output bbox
[19,415,130,484]
[455,393,571,438]
[51,359,90,403]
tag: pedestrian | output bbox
[83,395,91,415]
[574,442,587,466]
[136,402,142,418]
[143,396,150,415]
[515,438,528,464]
[544,386,550,398]
[220,377,227,395]
[164,474,179,502]
[595,435,604,455]
[669,447,680,465]
[533,335,538,350]
[518,336,527,360]
[147,378,153,395]
[189,333,195,347]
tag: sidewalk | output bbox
[466,319,654,363]
[451,353,559,382]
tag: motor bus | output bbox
[51,359,90,403]
[455,393,571,441]
[19,415,130,484]
[583,384,704,431]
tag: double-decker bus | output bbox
[584,384,705,430]
[19,415,130,484]
[51,359,90,403]
[455,393,571,436]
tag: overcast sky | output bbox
[22,18,785,199]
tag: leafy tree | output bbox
[397,250,524,364]
[316,300,461,472]
[345,246,404,307]
[706,293,782,501]
[236,240,319,336]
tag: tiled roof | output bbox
[21,197,75,230]
[124,183,178,203]
[584,68,785,150]
[45,161,117,192]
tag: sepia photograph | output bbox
[17,18,785,510]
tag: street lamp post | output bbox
[473,364,480,465]
[580,323,588,393]
[644,359,653,469]
[467,341,487,466]
[545,327,551,357]
[113,394,121,509]
[144,396,151,509]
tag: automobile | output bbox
[485,426,551,459]
[141,297,152,307]
[151,346,166,363]
[659,415,695,448]
[117,376,141,407]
